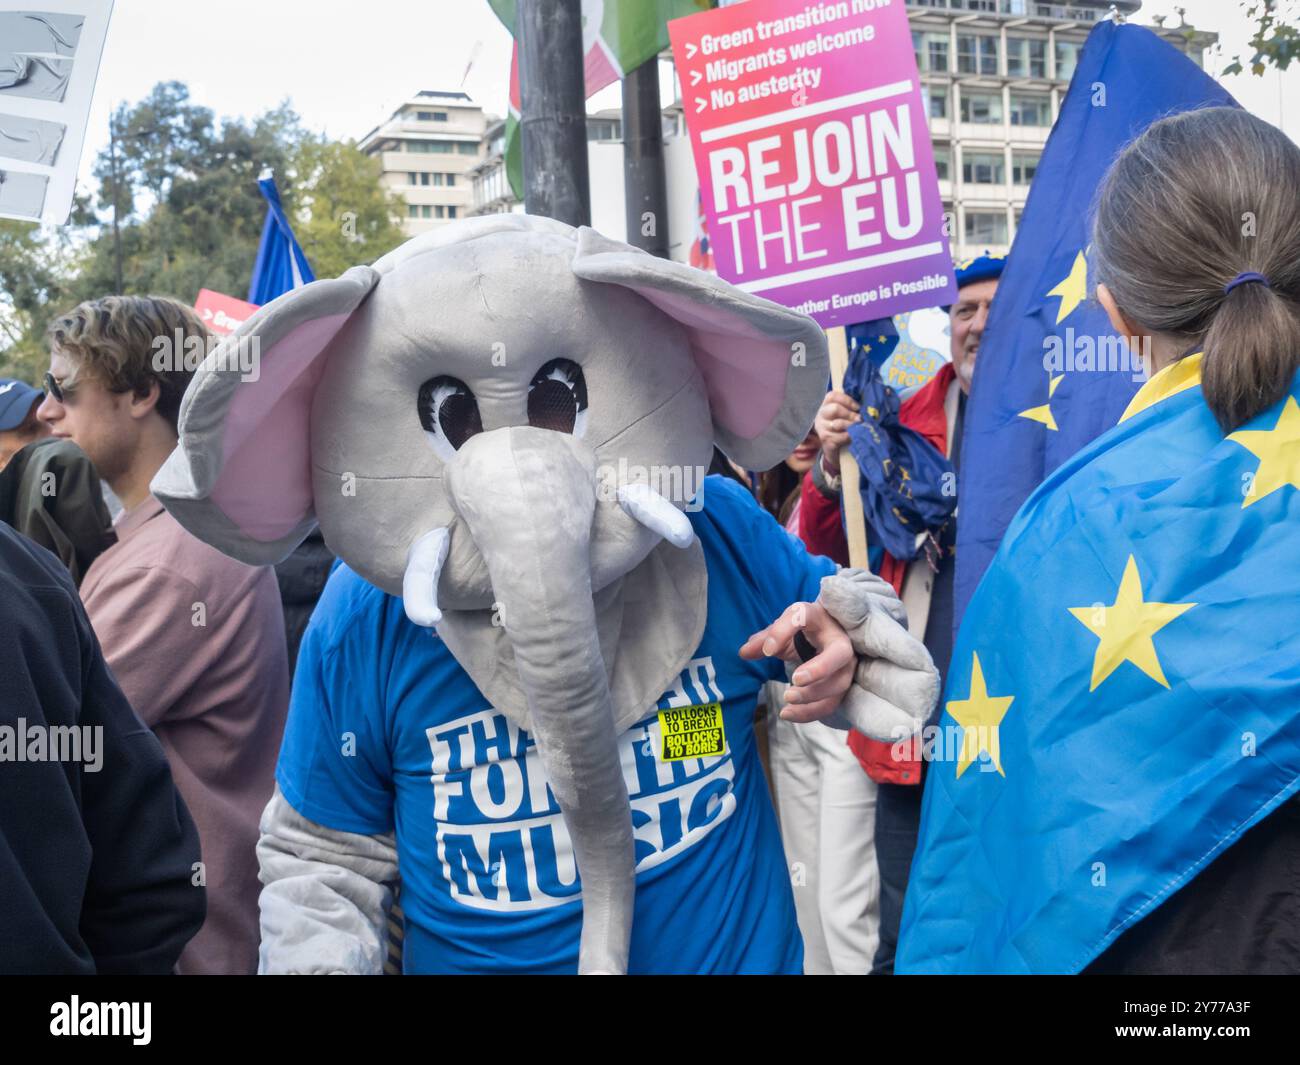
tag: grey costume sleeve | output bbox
[256,785,399,975]
[815,567,940,742]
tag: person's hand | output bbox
[739,601,855,723]
[813,389,860,473]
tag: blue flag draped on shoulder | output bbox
[896,359,1300,974]
[248,171,315,305]
[954,22,1235,623]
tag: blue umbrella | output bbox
[248,169,315,304]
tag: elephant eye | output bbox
[528,358,588,437]
[418,375,482,460]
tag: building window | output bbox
[1012,151,1040,185]
[416,111,433,121]
[965,211,1008,245]
[1056,40,1081,81]
[932,145,950,181]
[448,206,458,219]
[927,85,948,120]
[421,205,433,219]
[960,91,1003,124]
[957,33,999,76]
[408,204,419,218]
[1006,36,1047,78]
[1008,93,1051,126]
[408,173,418,185]
[962,151,1005,185]
[913,30,950,73]
[406,141,471,155]
[586,119,622,141]
[446,174,456,187]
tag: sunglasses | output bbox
[43,371,74,403]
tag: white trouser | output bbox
[765,683,880,975]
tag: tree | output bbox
[0,83,409,381]
[0,221,75,383]
[1224,0,1300,76]
[75,85,405,307]
[288,135,407,281]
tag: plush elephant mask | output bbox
[153,214,829,973]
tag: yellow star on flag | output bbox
[946,653,1015,778]
[1047,251,1088,325]
[1068,555,1195,691]
[1018,374,1065,430]
[1228,396,1300,509]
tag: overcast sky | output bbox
[77,0,1297,198]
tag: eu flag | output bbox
[896,359,1300,973]
[841,343,956,563]
[954,22,1235,623]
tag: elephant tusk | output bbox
[402,527,450,627]
[617,483,696,549]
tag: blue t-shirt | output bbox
[277,475,837,974]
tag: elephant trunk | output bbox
[444,426,634,974]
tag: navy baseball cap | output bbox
[0,379,44,431]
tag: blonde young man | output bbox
[38,296,289,974]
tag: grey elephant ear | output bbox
[151,266,380,566]
[571,226,829,471]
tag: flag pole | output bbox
[827,326,870,569]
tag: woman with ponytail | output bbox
[1081,106,1300,973]
[1093,106,1300,433]
[898,107,1300,975]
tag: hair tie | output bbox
[1225,271,1270,294]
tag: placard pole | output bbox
[827,326,870,569]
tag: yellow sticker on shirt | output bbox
[658,702,726,761]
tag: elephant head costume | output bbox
[152,214,852,974]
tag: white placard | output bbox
[0,0,114,223]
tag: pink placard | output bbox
[194,289,259,336]
[669,0,957,329]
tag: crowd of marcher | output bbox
[0,105,1297,975]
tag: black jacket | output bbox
[275,528,335,675]
[0,522,206,974]
[1086,794,1300,974]
[0,437,114,586]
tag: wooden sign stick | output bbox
[826,326,870,569]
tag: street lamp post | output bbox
[517,0,591,226]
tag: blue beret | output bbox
[954,251,1006,289]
